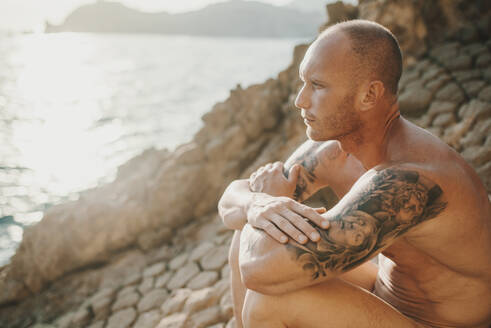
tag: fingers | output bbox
[268,212,309,244]
[287,164,301,185]
[288,200,330,229]
[259,221,289,244]
[279,209,320,242]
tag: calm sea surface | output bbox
[0,33,307,265]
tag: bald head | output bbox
[319,20,403,96]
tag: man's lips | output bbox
[302,116,315,123]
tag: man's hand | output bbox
[249,161,300,198]
[246,193,329,244]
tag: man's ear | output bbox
[359,81,385,112]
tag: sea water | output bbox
[0,32,307,265]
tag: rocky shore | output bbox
[1,0,490,327]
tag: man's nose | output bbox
[294,85,311,110]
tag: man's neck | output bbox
[338,109,401,170]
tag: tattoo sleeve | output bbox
[286,168,447,280]
[283,142,322,201]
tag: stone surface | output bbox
[137,288,169,313]
[187,271,219,290]
[200,246,229,271]
[435,83,465,103]
[188,306,223,328]
[189,242,215,262]
[138,277,155,294]
[106,308,137,328]
[112,291,140,312]
[156,313,188,328]
[161,288,192,316]
[169,252,190,270]
[184,287,221,313]
[155,271,173,289]
[398,82,433,116]
[143,262,166,278]
[167,262,200,290]
[87,321,105,328]
[433,113,456,128]
[132,309,161,328]
[478,85,491,102]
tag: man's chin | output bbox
[306,128,334,142]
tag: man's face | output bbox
[328,215,374,247]
[295,32,363,141]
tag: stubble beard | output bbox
[307,93,363,143]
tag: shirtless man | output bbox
[218,20,491,328]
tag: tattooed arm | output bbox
[218,140,359,240]
[239,167,447,295]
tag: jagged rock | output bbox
[189,242,215,262]
[133,309,161,328]
[425,75,450,94]
[156,313,188,328]
[452,70,481,83]
[161,288,192,316]
[220,291,234,319]
[118,285,136,297]
[441,54,472,70]
[137,288,169,312]
[167,263,200,290]
[478,85,491,102]
[459,100,491,121]
[209,324,225,328]
[200,246,229,271]
[106,307,136,328]
[143,262,166,278]
[461,146,491,167]
[54,311,74,328]
[137,227,172,251]
[112,291,140,312]
[155,271,173,289]
[123,272,142,286]
[433,113,456,128]
[435,83,466,103]
[138,277,155,294]
[477,162,491,191]
[462,43,488,57]
[476,52,491,68]
[90,295,113,321]
[184,288,220,313]
[169,252,190,270]
[421,65,445,84]
[87,321,104,328]
[188,306,223,328]
[427,101,458,119]
[71,307,91,327]
[398,81,433,116]
[463,80,486,97]
[226,317,237,328]
[460,119,491,147]
[187,271,219,290]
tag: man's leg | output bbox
[229,230,246,328]
[229,229,380,328]
[242,278,422,328]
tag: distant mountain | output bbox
[287,0,330,13]
[45,0,325,38]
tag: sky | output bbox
[0,0,293,32]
